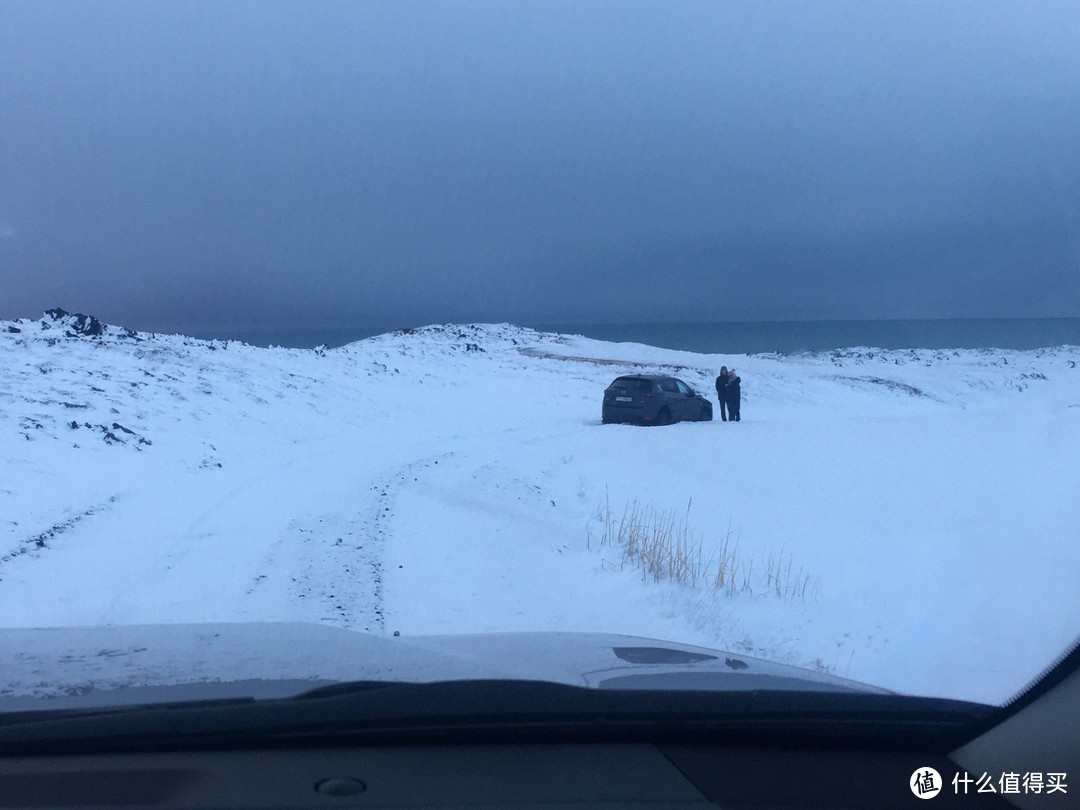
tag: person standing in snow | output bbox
[715,367,731,421]
[725,369,742,422]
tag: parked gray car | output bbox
[601,375,713,425]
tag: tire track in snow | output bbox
[0,496,119,577]
[245,451,456,633]
[351,452,456,632]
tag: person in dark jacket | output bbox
[726,369,742,422]
[715,367,731,421]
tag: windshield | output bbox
[1,0,1078,714]
[611,378,654,391]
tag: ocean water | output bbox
[536,319,1080,355]
[187,318,1080,355]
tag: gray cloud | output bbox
[2,0,1079,332]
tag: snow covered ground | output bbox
[2,309,1078,705]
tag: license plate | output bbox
[615,396,633,402]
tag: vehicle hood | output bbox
[0,623,889,711]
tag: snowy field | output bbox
[2,310,1078,705]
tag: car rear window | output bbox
[611,377,652,391]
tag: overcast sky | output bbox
[2,0,1080,333]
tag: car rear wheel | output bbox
[699,407,711,421]
[655,408,671,426]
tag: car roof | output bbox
[614,374,672,381]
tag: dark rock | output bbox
[6,326,20,333]
[111,422,136,435]
[45,308,104,336]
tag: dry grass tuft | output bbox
[589,492,818,600]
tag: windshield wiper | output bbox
[0,680,996,756]
[290,680,403,699]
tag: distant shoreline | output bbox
[181,318,1080,355]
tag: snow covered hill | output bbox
[2,308,1079,704]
